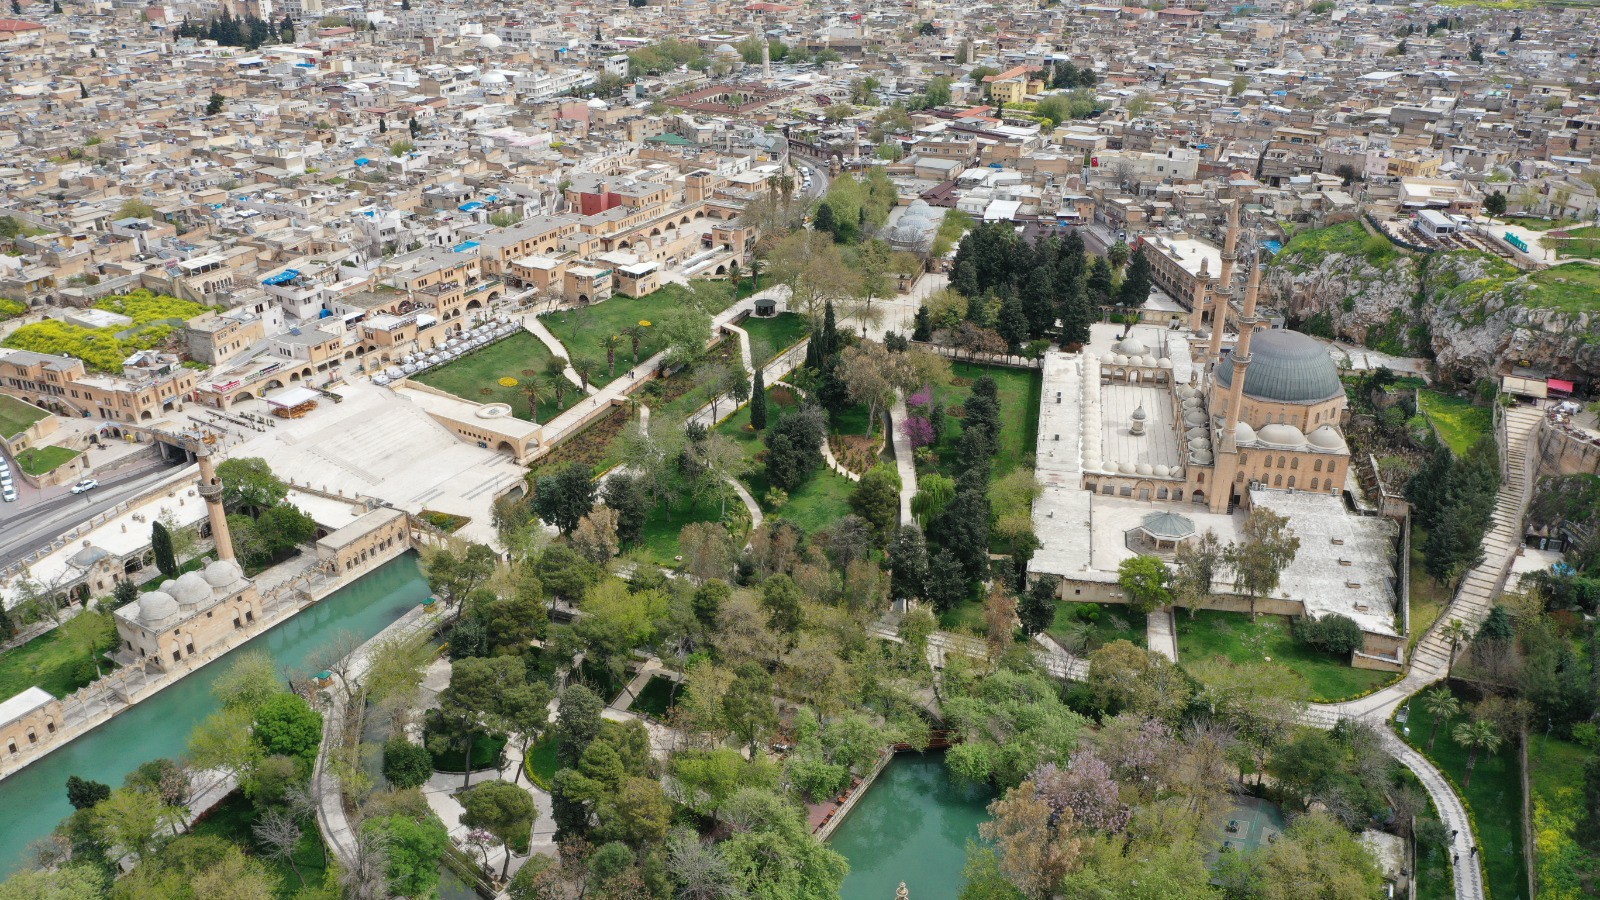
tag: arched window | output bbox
[1310,478,1319,490]
[1274,474,1282,487]
[1240,453,1248,466]
[1314,459,1323,472]
[1262,456,1272,469]
[1288,476,1296,488]
[1290,457,1299,470]
[1277,456,1287,468]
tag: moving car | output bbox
[70,478,100,494]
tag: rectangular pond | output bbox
[0,553,430,875]
[828,751,994,900]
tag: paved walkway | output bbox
[1145,607,1177,662]
[888,394,917,524]
[520,317,595,395]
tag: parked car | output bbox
[70,478,100,494]
[2,487,16,503]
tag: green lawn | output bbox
[1047,601,1144,653]
[1526,263,1600,314]
[1526,732,1599,898]
[740,312,809,369]
[1399,689,1525,900]
[629,675,680,720]
[1408,525,1450,655]
[413,331,577,422]
[0,394,48,439]
[714,385,854,534]
[523,734,560,789]
[1502,215,1582,231]
[190,791,329,900]
[1176,610,1397,701]
[635,494,734,566]
[541,283,738,380]
[1550,225,1600,261]
[14,444,79,476]
[0,619,111,703]
[1417,390,1492,456]
[923,362,1042,481]
[644,338,743,426]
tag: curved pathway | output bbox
[520,317,595,396]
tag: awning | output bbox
[1547,378,1574,395]
[262,269,301,286]
[265,386,320,408]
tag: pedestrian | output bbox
[1450,829,1458,840]
[1471,846,1478,858]
[1452,854,1458,865]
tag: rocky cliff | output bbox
[1266,222,1600,386]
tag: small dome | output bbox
[1308,424,1346,451]
[1109,354,1127,366]
[1185,426,1207,440]
[1235,421,1257,444]
[1131,405,1147,421]
[478,33,503,49]
[1177,386,1196,400]
[1153,464,1171,477]
[905,199,932,216]
[1182,397,1202,410]
[1183,409,1207,426]
[1158,358,1173,368]
[1118,462,1135,474]
[138,592,179,625]
[1256,423,1307,448]
[587,97,608,109]
[1191,449,1214,464]
[1117,336,1148,356]
[1135,463,1153,475]
[202,559,244,588]
[481,72,507,85]
[1138,354,1157,367]
[170,571,211,607]
[1189,437,1211,451]
[159,579,176,594]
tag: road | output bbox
[792,155,829,201]
[0,456,190,570]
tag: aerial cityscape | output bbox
[0,0,1597,896]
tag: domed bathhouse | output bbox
[1027,201,1406,672]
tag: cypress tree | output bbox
[814,202,837,239]
[151,521,178,579]
[912,304,932,342]
[1059,277,1091,347]
[379,117,388,134]
[821,301,838,357]
[750,367,768,430]
[1117,246,1153,308]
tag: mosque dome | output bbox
[1308,424,1347,451]
[139,592,179,625]
[1213,329,1341,404]
[887,212,935,250]
[1153,465,1170,477]
[1183,409,1207,427]
[478,33,502,49]
[1234,421,1257,444]
[905,199,932,216]
[1256,423,1307,448]
[1116,336,1148,357]
[171,571,211,608]
[203,559,245,589]
[587,97,608,109]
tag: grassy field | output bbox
[1526,263,1600,314]
[1408,525,1450,655]
[523,734,560,788]
[0,394,47,439]
[924,362,1042,481]
[1501,216,1582,231]
[541,283,738,379]
[1550,225,1600,260]
[1047,601,1144,653]
[413,331,577,422]
[635,495,731,566]
[1417,390,1492,456]
[0,619,109,702]
[740,312,809,369]
[190,792,330,900]
[1400,690,1525,900]
[191,792,330,900]
[714,385,855,534]
[1176,610,1397,701]
[1526,732,1599,898]
[14,445,80,476]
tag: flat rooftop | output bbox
[1250,488,1400,636]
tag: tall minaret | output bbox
[195,447,237,563]
[1219,249,1263,453]
[1204,199,1241,366]
[761,32,772,78]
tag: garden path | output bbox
[888,393,917,524]
[518,316,595,396]
[1145,607,1177,661]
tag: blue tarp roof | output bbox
[459,201,485,212]
[1262,240,1283,255]
[355,157,370,165]
[452,241,480,252]
[262,269,300,286]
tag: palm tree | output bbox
[545,356,569,407]
[622,325,646,365]
[600,334,622,377]
[1442,618,1471,672]
[1452,719,1502,789]
[1421,687,1461,752]
[575,362,593,391]
[522,377,546,424]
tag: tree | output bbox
[1294,613,1365,657]
[435,655,524,788]
[423,541,498,608]
[93,787,179,861]
[1485,190,1508,217]
[1117,246,1152,307]
[659,304,713,367]
[1117,555,1171,615]
[215,457,288,513]
[461,780,537,879]
[749,367,768,430]
[1453,718,1502,789]
[1229,508,1300,618]
[555,683,605,767]
[256,503,317,558]
[849,463,901,541]
[665,829,742,900]
[925,76,952,107]
[1086,256,1114,307]
[1216,809,1383,900]
[252,807,307,887]
[151,520,177,579]
[0,864,107,900]
[1019,576,1056,636]
[382,739,433,789]
[979,778,1082,898]
[363,814,449,898]
[1442,617,1471,671]
[1421,687,1460,752]
[572,506,620,564]
[679,522,735,582]
[889,525,929,604]
[66,775,110,811]
[252,693,323,762]
[534,463,597,535]
[206,93,226,116]
[602,473,651,546]
[1086,640,1192,724]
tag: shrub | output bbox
[383,738,435,789]
[1293,613,1365,657]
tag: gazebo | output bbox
[754,296,778,317]
[1131,510,1196,554]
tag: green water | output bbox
[0,554,429,875]
[830,752,994,900]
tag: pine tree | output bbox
[912,304,932,342]
[52,0,62,14]
[409,116,421,138]
[1086,256,1114,307]
[750,367,768,430]
[814,202,837,239]
[1117,246,1153,308]
[1059,277,1091,347]
[379,117,388,134]
[821,301,838,357]
[79,81,88,99]
[152,521,178,579]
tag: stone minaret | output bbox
[1204,199,1241,366]
[1219,248,1263,454]
[195,447,237,563]
[761,33,771,78]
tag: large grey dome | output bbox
[1214,329,1341,404]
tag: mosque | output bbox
[1030,202,1405,668]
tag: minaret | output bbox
[1219,250,1263,454]
[1187,255,1210,333]
[195,447,237,563]
[761,33,771,78]
[1205,199,1241,366]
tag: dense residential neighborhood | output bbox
[0,0,1598,897]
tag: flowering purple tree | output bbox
[1031,752,1130,834]
[908,387,932,411]
[899,415,935,449]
